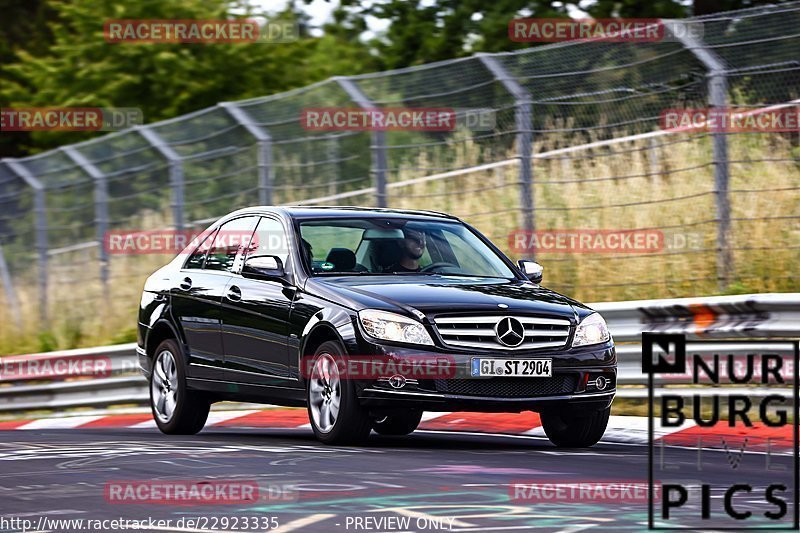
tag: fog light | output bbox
[586,373,614,392]
[594,375,608,390]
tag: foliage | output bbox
[3,0,795,157]
[0,0,377,156]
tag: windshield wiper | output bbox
[315,270,379,276]
[384,271,439,275]
[435,273,511,279]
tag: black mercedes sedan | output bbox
[137,207,616,446]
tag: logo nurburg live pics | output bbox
[642,332,799,530]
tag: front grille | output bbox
[433,375,578,398]
[434,315,571,350]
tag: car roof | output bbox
[226,205,460,221]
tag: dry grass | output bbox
[0,132,797,355]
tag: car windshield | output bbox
[298,217,517,279]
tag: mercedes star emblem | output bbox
[388,375,407,389]
[495,317,526,347]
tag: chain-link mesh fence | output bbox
[0,2,798,350]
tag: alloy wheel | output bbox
[309,353,341,433]
[151,350,178,423]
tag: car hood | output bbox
[310,275,591,322]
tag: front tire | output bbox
[306,341,371,445]
[149,339,210,435]
[541,406,610,447]
[371,410,423,436]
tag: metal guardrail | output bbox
[0,344,143,413]
[0,293,797,413]
[594,292,800,342]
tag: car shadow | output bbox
[192,426,609,452]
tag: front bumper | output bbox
[353,341,616,414]
[359,387,615,414]
[136,344,150,378]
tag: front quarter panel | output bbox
[288,290,359,380]
[137,267,182,376]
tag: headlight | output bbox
[572,313,611,347]
[358,309,434,346]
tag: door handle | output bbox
[226,285,242,302]
[179,277,192,291]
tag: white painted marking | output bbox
[205,410,260,426]
[129,418,158,429]
[524,416,696,444]
[420,411,451,422]
[522,427,546,437]
[606,415,696,444]
[363,481,405,488]
[18,415,105,430]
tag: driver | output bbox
[384,228,426,273]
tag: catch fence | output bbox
[0,3,798,343]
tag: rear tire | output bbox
[306,341,371,445]
[541,406,610,447]
[149,339,210,435]
[371,410,423,436]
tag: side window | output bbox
[184,229,218,270]
[300,225,363,271]
[247,217,290,268]
[204,216,259,272]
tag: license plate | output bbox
[470,358,552,377]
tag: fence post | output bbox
[335,76,388,208]
[2,158,48,326]
[219,102,274,205]
[137,126,185,230]
[477,54,535,251]
[0,242,22,329]
[327,134,341,196]
[61,146,110,301]
[667,21,732,291]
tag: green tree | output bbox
[0,0,58,157]
[1,0,375,156]
[331,0,796,70]
[356,0,574,68]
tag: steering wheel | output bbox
[421,262,460,273]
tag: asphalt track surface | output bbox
[0,425,796,533]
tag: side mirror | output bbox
[518,259,543,283]
[242,255,285,280]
